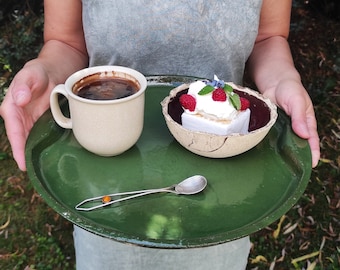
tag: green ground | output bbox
[0,1,339,269]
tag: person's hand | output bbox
[264,79,320,168]
[0,62,54,171]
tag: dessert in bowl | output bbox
[161,76,278,158]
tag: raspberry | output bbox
[212,88,227,101]
[179,94,196,111]
[240,97,250,110]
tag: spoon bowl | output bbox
[174,175,207,194]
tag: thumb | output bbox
[288,101,320,168]
[291,113,310,140]
[283,95,310,140]
[11,84,33,107]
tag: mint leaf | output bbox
[223,84,233,93]
[229,93,241,110]
[198,85,214,95]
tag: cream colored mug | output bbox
[50,66,147,156]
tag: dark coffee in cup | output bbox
[73,72,140,100]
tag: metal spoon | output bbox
[75,175,207,211]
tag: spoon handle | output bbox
[75,188,176,211]
[77,186,174,204]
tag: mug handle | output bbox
[50,84,72,129]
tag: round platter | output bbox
[26,76,312,248]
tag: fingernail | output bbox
[14,91,29,105]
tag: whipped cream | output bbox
[180,77,250,136]
[186,80,239,121]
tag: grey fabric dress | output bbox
[82,0,262,84]
[75,1,263,269]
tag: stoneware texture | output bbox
[50,65,147,156]
[161,82,278,158]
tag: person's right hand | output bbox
[0,61,55,171]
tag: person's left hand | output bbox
[263,79,320,168]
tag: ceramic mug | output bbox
[50,65,147,156]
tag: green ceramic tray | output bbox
[26,76,312,248]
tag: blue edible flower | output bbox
[204,75,225,88]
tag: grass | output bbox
[1,1,339,269]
